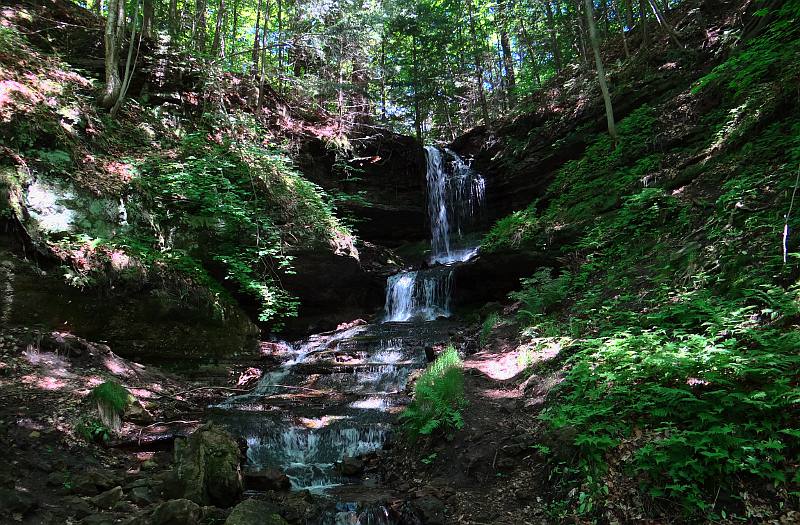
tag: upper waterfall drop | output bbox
[383,147,486,322]
[425,146,486,265]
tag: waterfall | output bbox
[383,146,485,321]
[426,146,486,265]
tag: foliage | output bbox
[481,202,540,252]
[693,0,800,98]
[510,268,571,324]
[479,312,498,347]
[401,345,466,440]
[131,131,344,327]
[76,417,112,444]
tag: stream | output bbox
[212,146,486,523]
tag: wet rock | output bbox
[412,495,447,525]
[150,499,202,525]
[172,423,243,507]
[201,505,230,523]
[129,484,158,506]
[90,486,123,509]
[224,499,288,525]
[338,456,365,477]
[243,469,290,492]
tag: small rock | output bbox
[29,430,40,438]
[412,495,446,525]
[129,485,158,506]
[224,499,288,525]
[91,486,123,509]
[150,499,201,525]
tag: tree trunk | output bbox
[168,0,178,38]
[380,30,387,121]
[497,0,516,104]
[141,0,154,39]
[228,0,238,60]
[94,0,102,16]
[251,0,262,72]
[211,0,226,56]
[544,1,562,72]
[518,18,541,85]
[584,0,617,142]
[193,0,207,52]
[639,0,648,48]
[276,0,283,93]
[466,0,489,124]
[111,0,142,117]
[647,0,682,47]
[411,33,422,141]
[612,0,630,58]
[100,0,125,109]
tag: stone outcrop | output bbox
[168,424,243,508]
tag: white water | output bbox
[383,268,453,322]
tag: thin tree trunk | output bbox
[251,0,262,72]
[141,0,154,39]
[498,0,516,104]
[584,0,617,142]
[518,18,541,85]
[647,0,682,47]
[100,0,125,109]
[276,0,283,93]
[380,30,387,121]
[411,33,422,141]
[228,0,238,60]
[193,0,206,52]
[544,1,562,72]
[612,0,630,58]
[211,0,226,55]
[466,0,489,124]
[168,0,178,38]
[94,0,102,16]
[639,0,648,48]
[257,0,271,109]
[111,0,141,117]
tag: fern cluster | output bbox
[401,345,466,440]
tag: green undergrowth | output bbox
[0,24,352,329]
[482,3,800,519]
[401,345,466,441]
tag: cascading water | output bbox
[383,146,486,321]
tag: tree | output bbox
[497,0,516,104]
[100,0,125,109]
[584,0,617,142]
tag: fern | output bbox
[401,346,466,440]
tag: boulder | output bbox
[338,456,364,477]
[224,499,288,525]
[243,469,291,492]
[90,486,123,509]
[150,499,202,525]
[171,424,243,507]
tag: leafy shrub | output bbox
[76,417,112,444]
[510,268,571,324]
[401,345,466,440]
